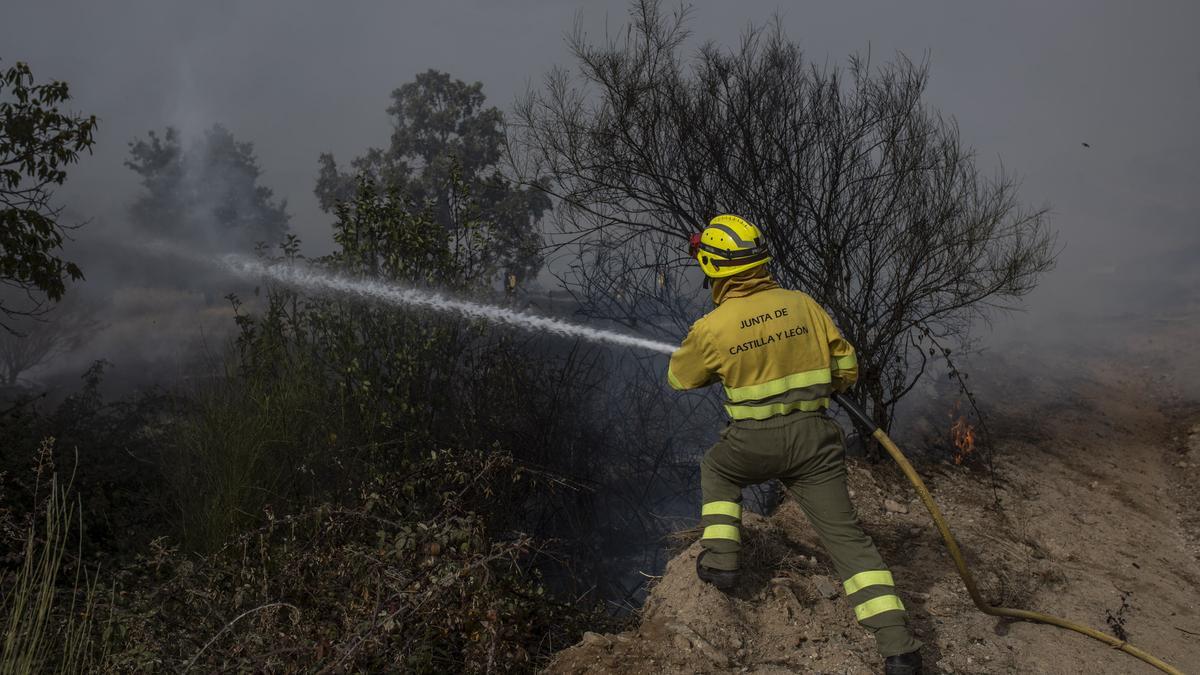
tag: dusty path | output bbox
[548,312,1200,674]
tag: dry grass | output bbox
[1,440,110,673]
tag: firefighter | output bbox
[668,215,923,675]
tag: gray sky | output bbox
[4,0,1199,330]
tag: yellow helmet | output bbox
[689,214,771,278]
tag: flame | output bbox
[948,400,976,465]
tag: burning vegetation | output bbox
[949,400,978,465]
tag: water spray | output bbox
[217,254,679,356]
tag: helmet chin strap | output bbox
[690,232,711,288]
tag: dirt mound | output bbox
[548,317,1200,674]
[550,506,903,674]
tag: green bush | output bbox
[163,355,334,553]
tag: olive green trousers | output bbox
[698,411,922,658]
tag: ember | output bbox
[949,400,977,464]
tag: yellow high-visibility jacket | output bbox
[667,269,858,421]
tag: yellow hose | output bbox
[872,428,1184,674]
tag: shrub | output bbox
[104,449,614,672]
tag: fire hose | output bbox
[832,393,1184,675]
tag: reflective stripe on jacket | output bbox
[667,269,857,421]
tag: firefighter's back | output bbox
[701,287,839,421]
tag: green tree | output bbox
[0,60,97,331]
[515,1,1057,431]
[315,69,549,285]
[126,124,289,250]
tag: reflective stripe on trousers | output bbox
[699,499,741,570]
[843,569,906,621]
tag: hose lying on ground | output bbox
[832,393,1184,675]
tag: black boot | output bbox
[884,650,922,675]
[695,550,739,591]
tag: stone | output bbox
[666,622,729,667]
[884,499,909,514]
[812,575,840,599]
[581,631,610,648]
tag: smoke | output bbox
[5,1,1198,393]
[217,253,679,356]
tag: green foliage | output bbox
[316,70,549,284]
[0,60,97,328]
[331,174,496,287]
[163,354,335,553]
[233,176,521,450]
[125,125,289,250]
